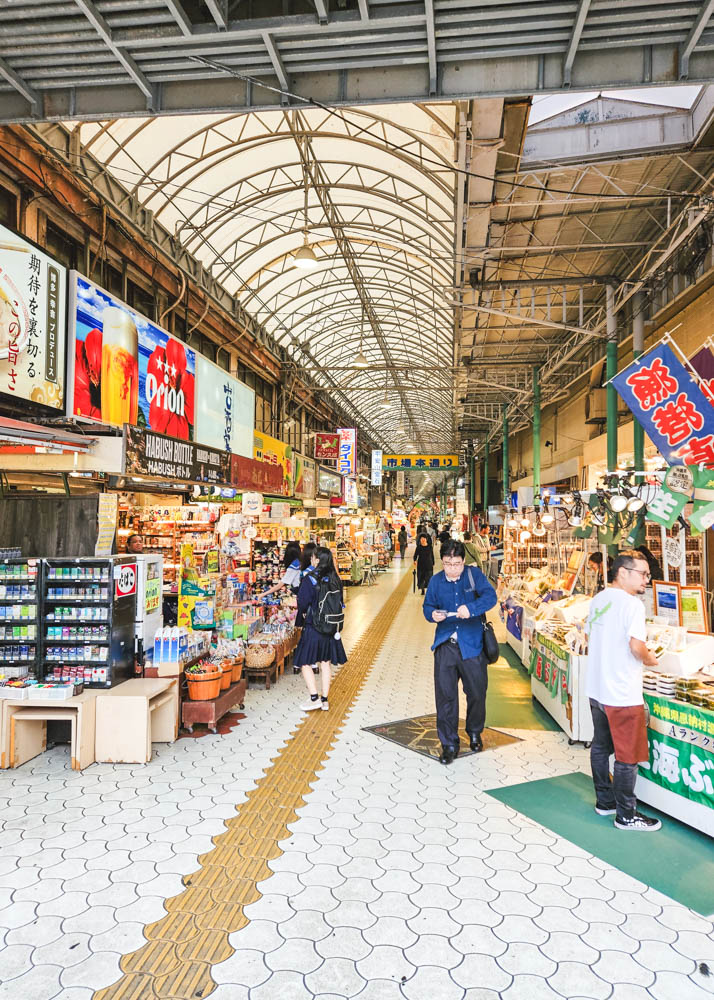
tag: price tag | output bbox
[115,564,137,599]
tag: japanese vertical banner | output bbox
[640,694,714,812]
[612,341,714,467]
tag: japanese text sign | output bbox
[371,449,382,487]
[612,341,714,467]
[314,432,340,461]
[0,223,67,411]
[383,454,458,470]
[641,694,714,811]
[337,427,356,476]
[252,431,292,496]
[194,355,254,457]
[124,425,231,484]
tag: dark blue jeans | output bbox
[589,699,638,820]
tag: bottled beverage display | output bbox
[100,306,138,426]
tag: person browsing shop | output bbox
[126,533,143,554]
[258,541,302,600]
[585,549,661,832]
[423,538,497,764]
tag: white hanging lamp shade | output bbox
[354,349,369,369]
[293,239,318,268]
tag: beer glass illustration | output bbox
[100,306,138,426]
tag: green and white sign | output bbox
[640,694,714,811]
[529,633,570,705]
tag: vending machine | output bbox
[134,554,164,667]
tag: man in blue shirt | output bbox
[423,538,498,764]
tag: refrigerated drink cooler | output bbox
[42,556,137,688]
[133,554,163,667]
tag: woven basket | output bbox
[245,643,275,669]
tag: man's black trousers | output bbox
[434,639,488,749]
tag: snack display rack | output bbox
[0,557,41,679]
[42,557,137,688]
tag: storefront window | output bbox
[0,186,17,228]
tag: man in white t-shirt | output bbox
[585,549,660,832]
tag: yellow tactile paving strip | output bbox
[94,569,412,1000]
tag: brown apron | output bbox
[604,704,649,764]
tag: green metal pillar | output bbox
[533,366,541,508]
[633,291,645,483]
[502,404,509,506]
[470,453,476,527]
[483,446,489,515]
[606,284,618,474]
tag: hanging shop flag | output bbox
[395,470,406,495]
[343,477,358,506]
[612,340,714,467]
[689,464,714,534]
[252,430,293,496]
[371,449,383,487]
[314,432,340,461]
[0,222,67,412]
[194,355,254,456]
[640,694,714,810]
[68,273,196,438]
[383,454,459,470]
[123,424,231,484]
[689,344,714,406]
[337,427,357,476]
[646,465,693,529]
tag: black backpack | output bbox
[313,575,345,637]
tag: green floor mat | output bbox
[485,644,560,731]
[487,771,714,916]
[499,640,527,672]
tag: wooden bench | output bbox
[1,690,98,771]
[95,678,178,763]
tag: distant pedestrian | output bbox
[398,526,408,559]
[438,525,451,546]
[462,530,481,568]
[413,532,435,595]
[423,538,497,764]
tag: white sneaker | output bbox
[301,699,322,711]
[321,700,329,711]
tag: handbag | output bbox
[481,615,500,664]
[466,567,499,664]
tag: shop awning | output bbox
[0,417,97,454]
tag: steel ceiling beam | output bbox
[164,0,193,37]
[563,0,592,87]
[203,0,228,30]
[680,0,714,78]
[73,0,156,108]
[0,56,40,115]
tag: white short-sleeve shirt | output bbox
[585,586,647,707]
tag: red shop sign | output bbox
[231,454,285,495]
[314,432,340,461]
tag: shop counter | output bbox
[529,632,594,745]
[1,690,98,771]
[95,677,179,763]
[636,692,714,837]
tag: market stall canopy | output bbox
[0,415,96,453]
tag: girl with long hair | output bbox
[293,546,347,712]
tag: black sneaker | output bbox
[594,804,617,816]
[614,811,662,832]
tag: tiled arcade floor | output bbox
[0,553,713,1000]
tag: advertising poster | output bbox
[194,355,254,456]
[343,477,358,506]
[0,222,67,411]
[294,452,316,499]
[315,432,340,461]
[641,694,714,810]
[95,493,118,557]
[123,425,231,484]
[231,454,283,494]
[337,427,356,476]
[253,430,292,496]
[69,273,196,439]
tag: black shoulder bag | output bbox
[466,567,500,664]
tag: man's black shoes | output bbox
[469,734,483,752]
[438,746,458,765]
